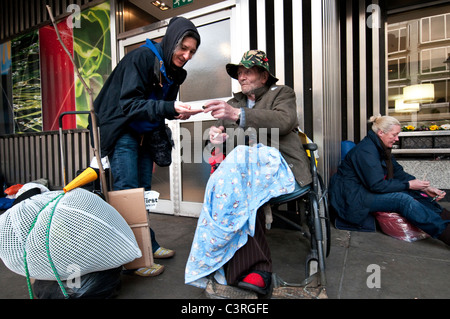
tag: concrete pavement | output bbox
[1,202,449,300]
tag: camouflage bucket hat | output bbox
[226,50,278,85]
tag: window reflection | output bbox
[181,121,215,202]
[152,164,171,200]
[430,15,445,42]
[388,27,406,54]
[180,19,231,102]
[120,1,159,33]
[387,5,450,130]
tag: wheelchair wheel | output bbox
[318,174,331,258]
[304,180,330,283]
[305,195,322,278]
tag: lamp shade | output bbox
[395,99,420,113]
[403,83,434,104]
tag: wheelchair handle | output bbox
[303,143,318,151]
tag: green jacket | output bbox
[217,84,312,187]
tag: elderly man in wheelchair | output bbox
[185,50,328,297]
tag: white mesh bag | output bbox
[0,188,141,280]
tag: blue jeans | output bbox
[368,191,448,238]
[110,132,159,253]
[109,132,153,191]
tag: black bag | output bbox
[147,125,174,167]
[33,267,122,299]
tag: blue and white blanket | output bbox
[185,144,296,288]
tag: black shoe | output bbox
[237,271,272,296]
[440,208,450,221]
[438,224,450,246]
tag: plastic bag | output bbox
[4,184,23,196]
[373,211,430,242]
[0,198,14,210]
[33,267,122,299]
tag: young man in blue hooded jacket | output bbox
[94,17,202,276]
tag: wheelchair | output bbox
[207,136,331,292]
[268,142,330,288]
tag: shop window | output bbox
[388,86,403,110]
[11,31,41,133]
[388,57,407,81]
[421,14,449,43]
[4,2,111,133]
[387,4,450,132]
[121,1,159,33]
[0,41,13,134]
[118,0,228,36]
[421,47,449,74]
[448,14,450,40]
[73,2,112,129]
[388,27,407,54]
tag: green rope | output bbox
[44,194,68,298]
[23,193,65,299]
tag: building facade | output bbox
[0,0,449,217]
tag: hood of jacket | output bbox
[160,17,201,82]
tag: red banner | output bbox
[39,21,76,131]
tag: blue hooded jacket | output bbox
[92,17,200,157]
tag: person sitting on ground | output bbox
[329,115,450,246]
[185,50,312,296]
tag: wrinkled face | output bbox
[237,66,269,96]
[172,37,198,68]
[377,124,401,148]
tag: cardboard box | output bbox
[108,188,154,269]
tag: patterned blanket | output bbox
[185,144,295,288]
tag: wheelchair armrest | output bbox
[303,143,318,152]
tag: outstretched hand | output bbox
[174,102,203,120]
[203,100,240,121]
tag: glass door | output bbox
[118,6,234,217]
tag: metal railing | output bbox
[0,129,93,190]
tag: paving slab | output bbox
[1,205,450,301]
